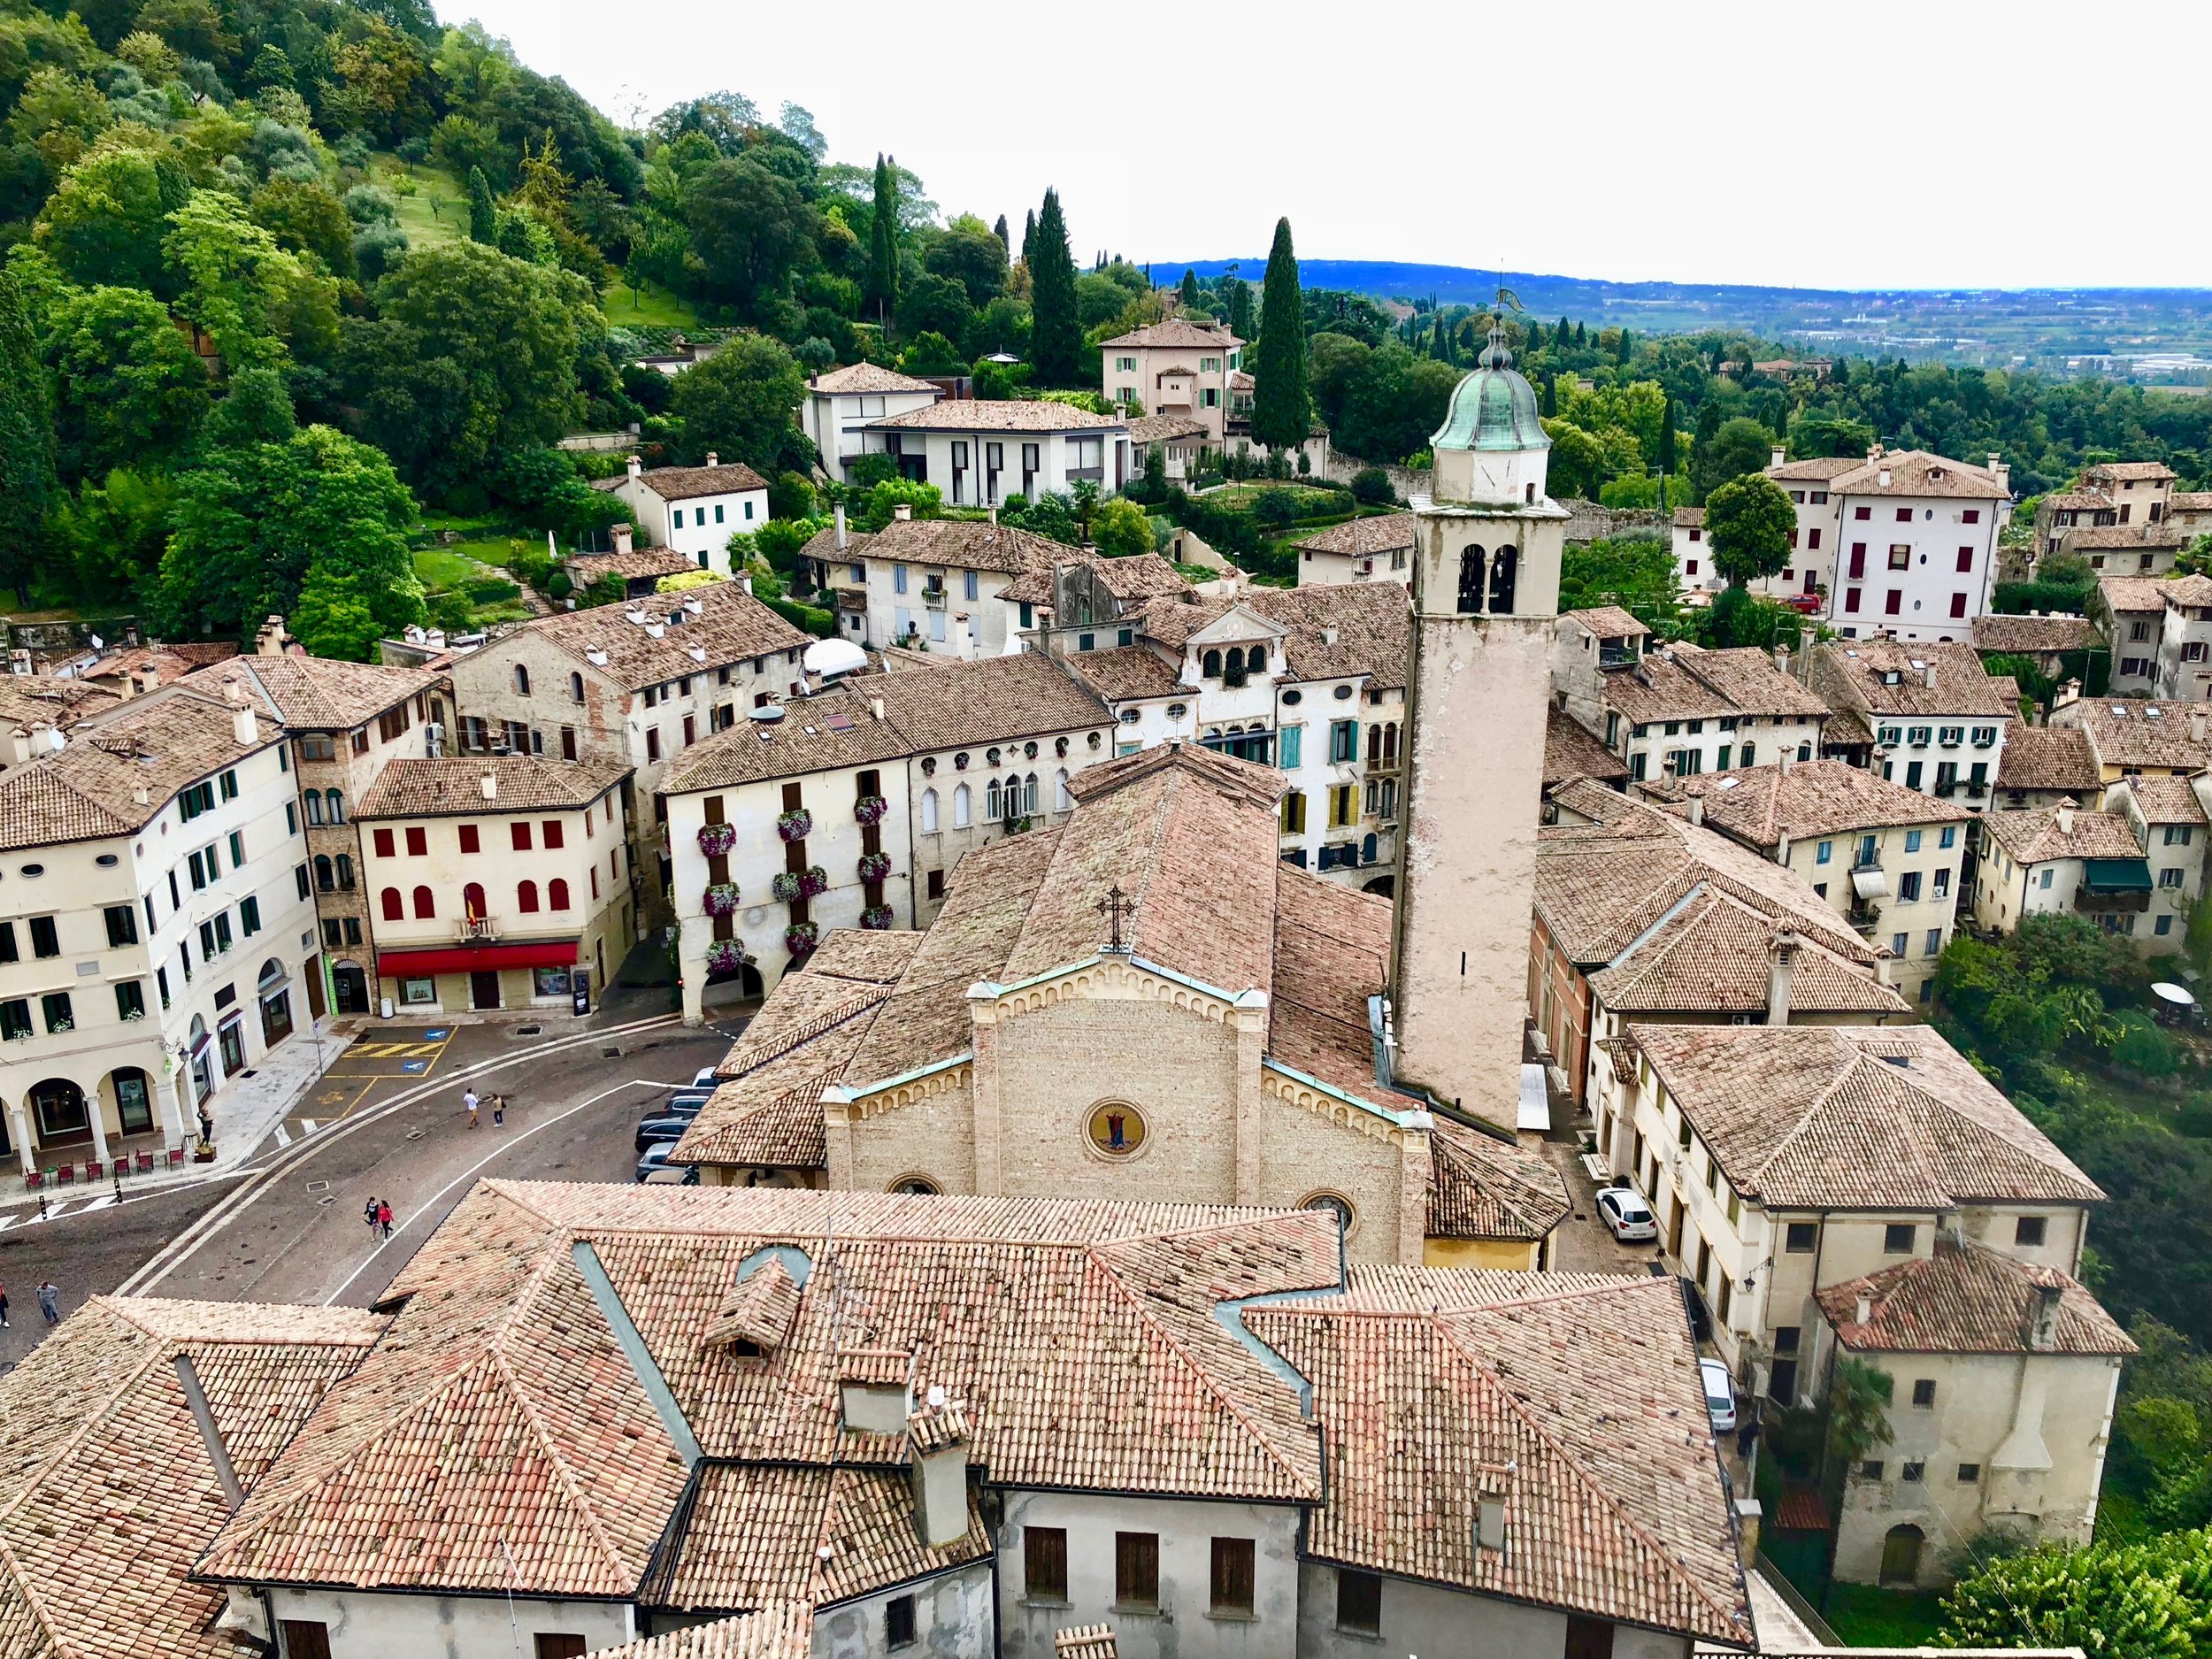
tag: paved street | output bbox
[0,1008,741,1363]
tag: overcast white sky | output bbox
[449,0,2208,292]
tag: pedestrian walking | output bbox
[464,1087,480,1129]
[36,1281,58,1326]
[376,1200,394,1240]
[491,1094,505,1128]
[0,1279,12,1329]
[363,1195,380,1236]
[196,1107,213,1148]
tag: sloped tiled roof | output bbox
[1766,457,1863,483]
[1811,641,2016,719]
[0,1297,383,1658]
[2096,573,2170,614]
[1293,513,1417,557]
[185,654,444,732]
[1587,892,1905,1018]
[354,755,632,818]
[1544,707,1630,787]
[1978,805,2142,864]
[807,361,941,395]
[1560,604,1647,640]
[1829,449,2011,500]
[0,674,120,733]
[1056,1627,1120,1659]
[567,546,697,586]
[2065,521,2187,551]
[1662,758,1970,845]
[1996,726,2100,795]
[0,692,280,851]
[1125,414,1209,444]
[2052,700,2212,772]
[861,514,1074,575]
[1426,1121,1572,1241]
[1624,1024,2102,1210]
[1058,643,1187,702]
[1100,320,1241,349]
[499,581,811,693]
[1137,580,1409,689]
[1818,1240,2134,1356]
[1245,1269,1754,1647]
[1971,614,2096,656]
[996,549,1194,606]
[625,461,772,501]
[595,1605,812,1659]
[1605,643,1828,725]
[2086,461,2177,483]
[2115,774,2208,824]
[868,400,1123,432]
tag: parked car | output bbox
[1700,1357,1738,1433]
[663,1089,714,1114]
[687,1068,720,1088]
[634,1117,695,1153]
[1596,1187,1658,1242]
[634,1142,693,1183]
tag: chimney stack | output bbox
[2056,795,2077,837]
[254,615,290,657]
[1686,794,1704,826]
[907,1392,972,1550]
[480,771,498,801]
[833,503,849,551]
[869,696,886,722]
[220,673,257,745]
[1780,749,1794,776]
[1773,643,1791,679]
[139,664,159,694]
[2193,709,2207,746]
[893,502,914,522]
[1770,445,1786,471]
[1924,662,1938,690]
[611,522,634,557]
[1768,928,1801,1026]
[705,452,719,468]
[2025,1280,2063,1351]
[626,455,642,480]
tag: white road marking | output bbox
[273,1125,292,1148]
[300,1119,317,1134]
[0,1213,19,1232]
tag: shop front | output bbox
[377,940,582,1018]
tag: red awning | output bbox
[376,941,579,975]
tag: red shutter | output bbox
[373,828,396,858]
[1848,543,1867,579]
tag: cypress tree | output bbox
[992,213,1009,247]
[0,273,57,604]
[866,154,899,327]
[1251,217,1310,456]
[1179,267,1201,311]
[1657,393,1677,477]
[1029,188,1079,386]
[1574,320,1586,346]
[1227,279,1254,340]
[1616,326,1632,363]
[1556,315,1571,350]
[466,166,495,243]
[1429,314,1448,360]
[1540,374,1557,419]
[1021,209,1035,267]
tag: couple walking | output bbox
[463,1088,506,1129]
[361,1197,394,1240]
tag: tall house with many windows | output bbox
[1809,640,2012,811]
[1813,449,2011,640]
[0,681,315,1181]
[596,457,772,576]
[1099,319,1242,443]
[1387,326,1567,1132]
[796,361,944,484]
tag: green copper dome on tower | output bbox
[1431,325,1550,454]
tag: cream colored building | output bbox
[1656,758,1970,1008]
[1291,513,1416,587]
[668,743,1571,1271]
[795,360,943,483]
[805,510,1071,657]
[661,651,1113,1012]
[595,457,772,576]
[1973,800,2148,943]
[1809,639,2013,810]
[0,681,317,1179]
[1100,319,1242,442]
[2047,687,2212,780]
[353,756,634,1015]
[858,400,1133,505]
[1569,635,1829,787]
[1598,1021,2122,1586]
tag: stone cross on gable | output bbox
[1096,884,1136,954]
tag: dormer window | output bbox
[704,1257,803,1358]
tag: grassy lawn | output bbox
[600,279,705,329]
[412,548,488,591]
[1822,1584,1947,1647]
[372,155,468,254]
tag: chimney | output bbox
[987,504,999,526]
[1773,643,1790,679]
[115,670,134,702]
[1779,749,1794,776]
[611,522,634,557]
[233,704,257,746]
[626,455,642,480]
[869,697,886,721]
[2193,709,2208,746]
[833,503,849,551]
[2025,1280,2064,1351]
[705,452,718,468]
[1854,1292,1872,1326]
[132,785,150,807]
[426,629,447,652]
[1767,928,1801,1025]
[893,502,914,522]
[254,615,290,657]
[907,1391,972,1550]
[139,664,159,694]
[1475,1492,1507,1554]
[2056,795,2077,837]
[1867,443,1884,464]
[1777,829,1791,864]
[1686,794,1704,826]
[480,771,498,801]
[1988,451,2009,491]
[1923,662,1938,690]
[1770,445,1786,470]
[838,1350,911,1434]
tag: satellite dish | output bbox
[88,634,104,651]
[2152,981,2195,1007]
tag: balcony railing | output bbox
[458,918,498,942]
[922,587,948,608]
[2075,887,2152,914]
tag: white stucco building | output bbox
[796,361,944,484]
[597,457,772,575]
[858,400,1133,504]
[1099,319,1242,442]
[1292,513,1416,587]
[1811,449,2012,639]
[1809,640,2013,810]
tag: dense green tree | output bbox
[1020,208,1035,267]
[865,152,897,326]
[0,272,58,602]
[35,146,187,293]
[198,365,296,449]
[1691,414,1776,502]
[466,164,495,242]
[1559,534,1678,618]
[54,464,175,605]
[1657,393,1677,476]
[1177,267,1200,311]
[1090,496,1155,558]
[896,273,972,349]
[1028,187,1079,386]
[1252,218,1310,455]
[669,332,810,476]
[1940,1531,2211,1659]
[1226,277,1254,341]
[250,176,356,278]
[688,157,810,318]
[163,188,335,371]
[44,282,209,481]
[924,214,1006,310]
[1703,472,1795,587]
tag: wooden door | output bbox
[471,970,503,1010]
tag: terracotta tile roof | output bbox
[1137,580,1410,689]
[354,755,631,818]
[1227,369,1254,392]
[0,1297,382,1658]
[1766,457,1863,482]
[1588,892,1905,1018]
[81,641,239,689]
[1662,759,1970,845]
[183,654,445,732]
[1997,726,2099,795]
[595,1605,812,1659]
[662,655,1107,793]
[1100,320,1241,349]
[865,514,1080,576]
[0,692,280,851]
[1544,707,1631,786]
[798,928,925,986]
[1978,805,2142,864]
[2086,461,2177,482]
[1245,1269,1755,1646]
[567,546,697,586]
[1671,506,1706,527]
[1293,513,1417,557]
[1810,641,2017,719]
[996,549,1194,606]
[627,461,772,501]
[2065,521,2187,551]
[2052,700,2212,772]
[0,674,120,732]
[2097,574,2170,613]
[1818,1240,2134,1356]
[2115,774,2208,824]
[1971,614,2096,655]
[504,581,811,693]
[1266,866,1392,1106]
[1125,414,1208,444]
[2041,489,2111,512]
[1829,449,2011,501]
[1623,1024,2103,1210]
[1426,1121,1572,1241]
[1771,1490,1829,1531]
[807,361,941,395]
[1606,644,1827,726]
[1548,776,1658,832]
[2161,572,2212,608]
[868,400,1123,432]
[1560,605,1647,640]
[1058,643,1187,702]
[2171,491,2212,513]
[1823,707,1876,749]
[1056,1627,1119,1659]
[798,524,874,565]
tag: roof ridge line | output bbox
[0,1533,71,1654]
[0,1316,171,1532]
[485,1340,641,1592]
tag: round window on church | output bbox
[1085,1100,1148,1158]
[890,1174,941,1196]
[1303,1192,1356,1236]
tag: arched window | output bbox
[463,882,486,921]
[1248,642,1267,672]
[324,788,344,824]
[548,878,571,910]
[1383,723,1399,764]
[1879,1525,1924,1587]
[411,886,434,919]
[334,853,355,890]
[380,887,403,922]
[303,792,324,826]
[1366,725,1380,764]
[1202,648,1222,678]
[953,783,972,828]
[513,664,531,695]
[1224,646,1248,688]
[517,880,540,913]
[1740,741,1755,767]
[919,787,939,833]
[1024,772,1039,815]
[985,779,1002,821]
[1487,544,1518,614]
[1457,546,1485,614]
[569,671,585,703]
[314,855,334,893]
[1055,768,1071,810]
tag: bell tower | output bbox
[1387,326,1568,1133]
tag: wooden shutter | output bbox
[1115,1531,1159,1608]
[279,1623,334,1659]
[1023,1525,1068,1600]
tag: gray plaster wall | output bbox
[812,1563,995,1659]
[1292,1563,1693,1659]
[268,1586,634,1657]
